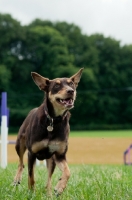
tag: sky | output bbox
[0,0,132,45]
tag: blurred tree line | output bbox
[0,13,132,131]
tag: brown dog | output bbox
[14,68,83,195]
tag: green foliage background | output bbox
[1,13,132,130]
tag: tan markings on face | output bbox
[31,139,49,153]
[48,91,67,116]
[48,84,76,116]
[67,79,71,83]
[56,80,61,84]
[48,91,56,103]
[49,89,76,100]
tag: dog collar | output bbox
[44,109,68,132]
[45,110,54,132]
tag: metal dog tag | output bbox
[47,125,53,132]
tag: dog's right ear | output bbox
[31,72,50,91]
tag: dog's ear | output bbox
[70,68,84,88]
[31,72,50,91]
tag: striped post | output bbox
[1,92,8,168]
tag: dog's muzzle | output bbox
[56,98,74,108]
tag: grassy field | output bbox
[70,130,132,137]
[0,164,132,200]
[10,129,132,137]
[0,130,132,199]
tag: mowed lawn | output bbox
[0,130,132,199]
[70,130,132,137]
[0,164,132,200]
[7,130,132,165]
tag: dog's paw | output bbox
[54,187,64,196]
[54,189,60,197]
[13,180,21,186]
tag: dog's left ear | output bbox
[70,68,84,88]
[31,72,50,91]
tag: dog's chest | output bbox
[48,142,60,153]
[31,139,67,155]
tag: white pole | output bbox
[0,92,8,168]
[1,116,8,168]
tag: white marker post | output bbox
[1,92,8,168]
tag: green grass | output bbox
[70,130,132,137]
[10,130,132,138]
[0,164,132,200]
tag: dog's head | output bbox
[31,68,83,116]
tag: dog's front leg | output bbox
[28,151,36,190]
[54,155,70,195]
[46,158,56,195]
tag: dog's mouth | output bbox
[56,98,74,108]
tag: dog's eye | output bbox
[54,84,60,88]
[69,82,74,87]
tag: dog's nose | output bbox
[67,89,74,94]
